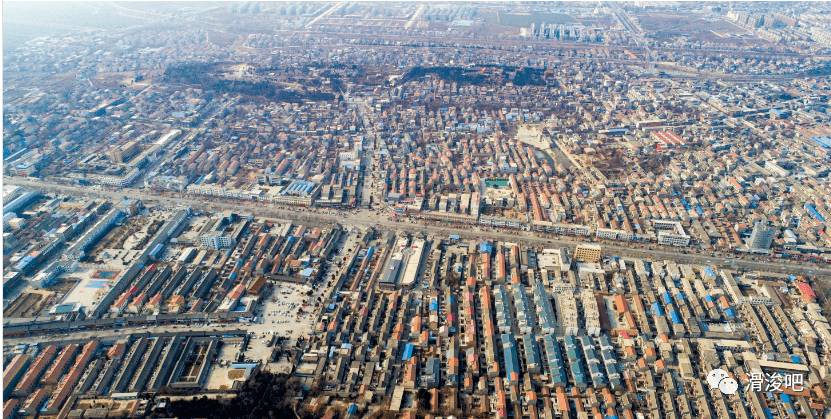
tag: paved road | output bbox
[7,176,831,278]
[355,99,379,207]
[2,322,233,346]
[305,3,340,28]
[405,4,426,30]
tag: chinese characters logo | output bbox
[746,372,804,392]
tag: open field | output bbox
[476,10,578,27]
[636,13,768,46]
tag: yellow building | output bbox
[574,243,602,263]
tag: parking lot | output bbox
[242,283,316,367]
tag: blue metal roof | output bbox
[670,311,681,325]
[811,136,831,148]
[652,302,664,316]
[402,343,414,361]
[804,203,825,222]
[501,334,520,379]
[150,243,164,257]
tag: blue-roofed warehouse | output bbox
[805,203,825,222]
[278,180,316,196]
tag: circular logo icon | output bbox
[718,377,739,395]
[706,368,728,389]
[707,369,738,395]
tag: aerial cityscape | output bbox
[3,1,831,419]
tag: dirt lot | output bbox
[205,342,245,390]
[92,71,144,90]
[577,17,615,27]
[47,277,80,293]
[636,13,767,46]
[87,218,137,259]
[476,10,576,27]
[4,292,41,317]
[4,290,53,318]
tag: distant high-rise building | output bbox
[748,221,776,250]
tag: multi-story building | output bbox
[272,181,319,207]
[595,227,634,241]
[574,244,602,263]
[199,212,238,250]
[748,220,776,250]
[109,140,140,164]
[654,220,691,247]
[98,167,140,187]
[537,248,571,272]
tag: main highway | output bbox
[7,176,831,278]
